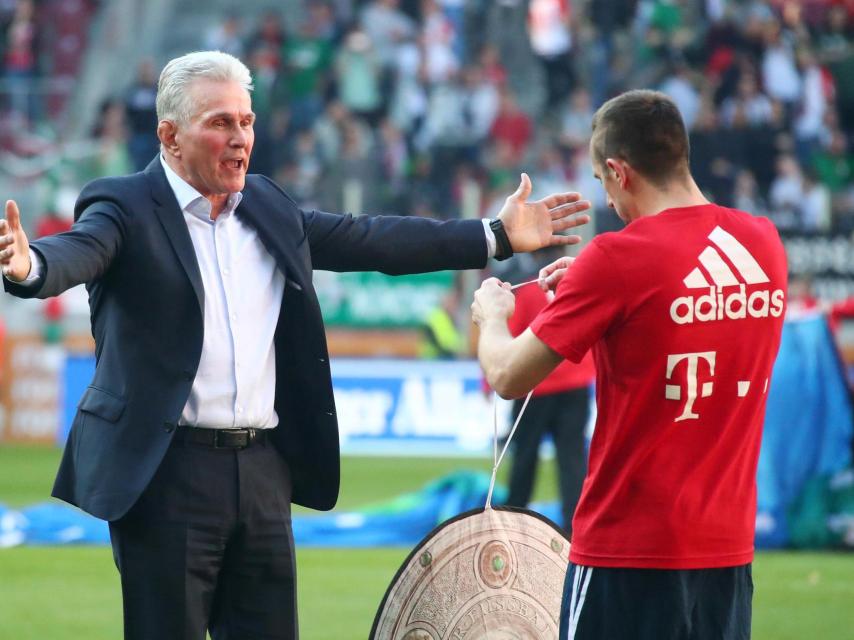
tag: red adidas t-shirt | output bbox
[530,204,787,569]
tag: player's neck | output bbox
[635,176,709,220]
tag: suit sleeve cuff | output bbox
[3,249,42,287]
[482,219,496,259]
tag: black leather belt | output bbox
[174,426,267,449]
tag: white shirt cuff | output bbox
[482,219,496,259]
[3,249,42,286]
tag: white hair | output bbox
[156,51,253,124]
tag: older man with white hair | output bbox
[0,51,590,639]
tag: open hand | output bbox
[0,200,31,282]
[496,174,590,253]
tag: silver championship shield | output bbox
[371,506,569,640]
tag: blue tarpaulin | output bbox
[755,314,853,547]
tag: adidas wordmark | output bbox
[670,226,785,325]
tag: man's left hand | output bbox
[471,278,515,327]
[497,173,590,253]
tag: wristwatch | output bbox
[489,218,514,261]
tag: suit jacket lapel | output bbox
[145,158,205,313]
[235,184,308,289]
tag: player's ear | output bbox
[605,158,628,190]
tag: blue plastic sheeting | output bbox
[0,501,110,547]
[293,471,511,547]
[755,314,853,547]
[0,472,511,548]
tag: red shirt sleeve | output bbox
[530,238,625,363]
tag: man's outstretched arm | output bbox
[472,278,564,399]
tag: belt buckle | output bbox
[215,428,254,449]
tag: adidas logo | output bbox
[670,226,784,325]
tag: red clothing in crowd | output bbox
[508,282,595,395]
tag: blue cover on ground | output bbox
[755,315,854,547]
[0,472,509,548]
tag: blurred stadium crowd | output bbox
[1,0,852,238]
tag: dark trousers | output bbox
[560,563,753,640]
[506,387,589,535]
[108,435,298,640]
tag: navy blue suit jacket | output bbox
[4,158,487,521]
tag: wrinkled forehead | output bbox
[185,78,253,121]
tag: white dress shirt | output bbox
[160,157,285,429]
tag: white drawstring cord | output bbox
[484,389,534,510]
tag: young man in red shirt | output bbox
[472,90,787,639]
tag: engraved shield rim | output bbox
[369,506,569,640]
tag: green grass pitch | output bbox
[1,446,852,639]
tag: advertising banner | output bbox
[314,270,455,327]
[782,231,854,301]
[0,334,64,443]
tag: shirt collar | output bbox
[159,155,243,222]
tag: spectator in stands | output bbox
[79,99,131,180]
[558,87,593,152]
[124,58,160,172]
[761,18,802,114]
[419,287,464,359]
[2,0,38,119]
[459,63,500,144]
[203,13,244,59]
[721,72,774,127]
[386,31,427,136]
[588,0,637,105]
[527,0,574,109]
[285,129,323,207]
[793,47,829,163]
[733,169,768,219]
[530,143,570,200]
[360,0,416,71]
[690,101,737,204]
[334,27,383,126]
[477,43,507,88]
[769,153,805,229]
[659,60,701,131]
[377,117,410,207]
[801,168,832,231]
[319,115,380,212]
[250,9,286,55]
[34,206,72,238]
[489,89,532,161]
[812,128,854,193]
[420,0,459,85]
[281,12,333,131]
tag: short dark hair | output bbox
[590,90,690,186]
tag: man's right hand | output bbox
[538,256,576,295]
[1,200,32,282]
